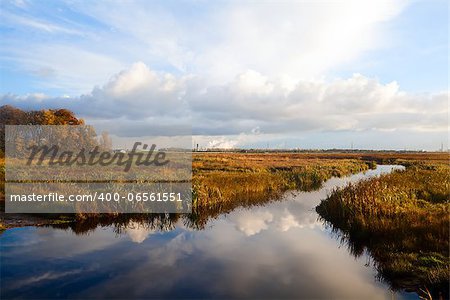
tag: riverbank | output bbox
[316,161,449,298]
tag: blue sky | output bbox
[0,0,448,150]
[331,0,448,93]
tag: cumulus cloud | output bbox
[188,70,447,135]
[1,62,191,137]
[80,62,188,119]
[1,62,447,145]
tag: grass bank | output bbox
[192,152,371,209]
[316,162,449,298]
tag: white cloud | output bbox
[0,0,409,92]
[1,62,446,146]
[188,70,447,136]
[195,0,408,83]
[85,62,188,118]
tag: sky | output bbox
[0,0,448,150]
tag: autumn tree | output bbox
[0,105,93,156]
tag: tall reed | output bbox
[317,163,449,298]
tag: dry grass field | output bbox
[0,151,447,229]
[192,152,372,208]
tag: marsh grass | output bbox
[192,152,370,209]
[1,152,446,226]
[316,162,450,298]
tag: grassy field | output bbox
[316,160,449,298]
[1,151,447,223]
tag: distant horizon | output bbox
[190,147,449,153]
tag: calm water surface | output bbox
[2,165,418,299]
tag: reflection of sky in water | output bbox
[1,166,414,299]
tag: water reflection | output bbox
[1,166,412,299]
